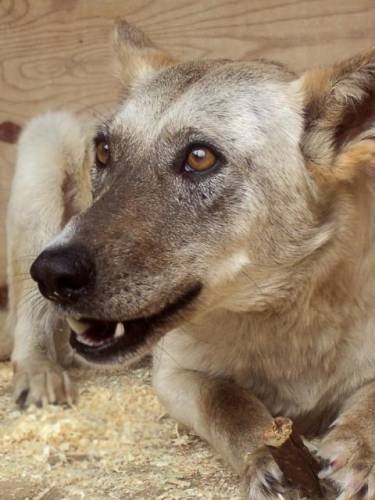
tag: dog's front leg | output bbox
[153,362,296,499]
[318,381,375,499]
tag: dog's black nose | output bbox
[30,245,95,304]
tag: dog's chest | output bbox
[162,311,375,419]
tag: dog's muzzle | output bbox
[30,245,201,365]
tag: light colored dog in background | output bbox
[1,21,375,499]
[0,112,92,405]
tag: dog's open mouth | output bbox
[67,284,201,364]
[68,316,153,364]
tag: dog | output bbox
[4,20,375,499]
[1,111,93,406]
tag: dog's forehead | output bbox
[113,61,218,127]
[112,60,297,150]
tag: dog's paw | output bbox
[13,358,76,408]
[318,423,375,499]
[242,447,300,499]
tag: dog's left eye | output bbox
[184,146,217,172]
[95,138,110,167]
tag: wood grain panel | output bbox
[0,0,375,285]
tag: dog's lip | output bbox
[68,284,202,364]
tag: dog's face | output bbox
[83,60,309,308]
[30,22,375,364]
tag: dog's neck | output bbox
[196,177,375,347]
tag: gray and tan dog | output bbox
[2,21,375,499]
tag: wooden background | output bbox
[1,0,375,287]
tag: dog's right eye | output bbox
[184,145,217,173]
[95,137,110,167]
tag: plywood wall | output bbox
[1,0,374,285]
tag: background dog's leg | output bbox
[5,111,92,407]
[0,305,13,360]
[318,382,375,499]
[153,364,299,499]
[6,229,77,407]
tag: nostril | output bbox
[54,264,92,292]
[56,274,82,292]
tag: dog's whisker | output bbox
[12,254,38,262]
[18,288,42,308]
[11,272,33,280]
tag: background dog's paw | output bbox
[13,359,76,408]
[0,311,12,361]
[0,334,12,361]
[242,447,300,499]
[318,423,375,499]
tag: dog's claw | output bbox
[15,388,29,408]
[263,471,285,494]
[241,448,295,499]
[317,424,375,500]
[358,483,369,497]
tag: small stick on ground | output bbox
[263,417,323,499]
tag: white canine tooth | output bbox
[66,316,90,335]
[114,323,125,338]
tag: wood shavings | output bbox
[0,339,240,500]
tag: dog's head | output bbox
[30,22,375,364]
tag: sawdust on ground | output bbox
[0,311,240,500]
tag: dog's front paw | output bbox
[242,447,300,499]
[318,423,375,499]
[13,358,76,408]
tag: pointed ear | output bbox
[112,20,175,88]
[300,48,375,184]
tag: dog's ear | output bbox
[300,48,375,184]
[112,20,175,87]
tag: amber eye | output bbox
[95,140,110,167]
[185,146,217,172]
